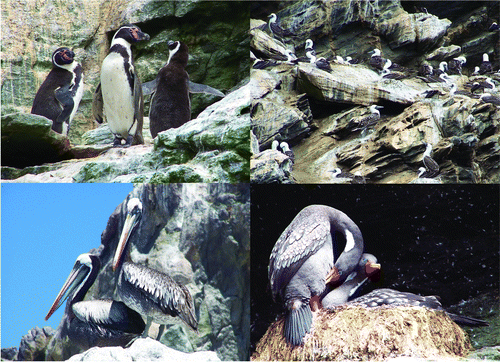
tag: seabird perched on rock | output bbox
[268,205,365,345]
[434,61,449,77]
[280,141,294,164]
[422,142,440,177]
[480,92,500,106]
[415,167,441,183]
[380,68,406,80]
[268,13,296,40]
[306,51,332,72]
[354,105,383,130]
[350,289,489,326]
[418,63,433,77]
[329,168,355,179]
[252,58,279,69]
[472,66,481,76]
[489,22,499,31]
[468,78,496,93]
[304,39,315,55]
[479,53,493,74]
[322,253,381,309]
[369,48,386,70]
[448,56,466,75]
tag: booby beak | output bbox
[112,210,141,271]
[45,260,90,321]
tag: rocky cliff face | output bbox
[33,183,249,360]
[250,0,499,184]
[1,1,250,182]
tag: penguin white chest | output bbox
[100,53,135,138]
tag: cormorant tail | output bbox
[284,301,312,346]
[447,312,489,326]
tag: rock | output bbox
[426,45,463,61]
[18,327,55,361]
[67,338,221,362]
[253,306,473,361]
[45,184,249,361]
[1,347,18,361]
[2,84,250,183]
[250,150,294,184]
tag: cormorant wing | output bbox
[92,82,104,124]
[269,219,331,299]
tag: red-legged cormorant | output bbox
[268,205,364,345]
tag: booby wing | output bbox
[269,219,330,300]
[122,262,198,331]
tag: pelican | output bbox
[112,197,198,340]
[45,253,145,350]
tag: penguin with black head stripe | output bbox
[93,24,149,147]
[31,47,83,135]
[149,40,190,138]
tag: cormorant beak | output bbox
[365,261,381,282]
[45,261,90,321]
[112,210,141,271]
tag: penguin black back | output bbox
[31,47,83,135]
[149,40,190,138]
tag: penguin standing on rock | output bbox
[149,40,190,138]
[93,24,149,147]
[31,47,83,135]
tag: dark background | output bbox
[250,184,499,352]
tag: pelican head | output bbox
[113,198,143,271]
[45,253,94,321]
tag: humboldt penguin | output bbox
[269,205,364,345]
[94,24,149,147]
[149,40,190,138]
[31,47,83,135]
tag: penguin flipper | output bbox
[54,85,74,131]
[132,71,144,145]
[188,81,225,97]
[92,82,104,124]
[141,78,159,96]
[284,300,312,346]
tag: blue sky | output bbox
[1,183,133,349]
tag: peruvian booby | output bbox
[418,63,433,78]
[149,40,190,138]
[422,143,440,178]
[468,78,495,93]
[350,288,489,326]
[329,168,355,180]
[31,47,83,135]
[369,48,386,70]
[279,141,295,164]
[380,68,406,80]
[322,253,380,309]
[353,105,383,130]
[479,92,500,106]
[268,13,296,40]
[448,56,466,75]
[45,253,145,350]
[94,24,149,147]
[479,53,493,74]
[271,140,280,151]
[489,22,499,31]
[268,205,364,345]
[112,197,198,340]
[306,51,332,72]
[304,39,315,56]
[252,58,280,69]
